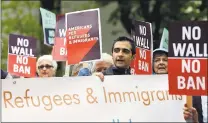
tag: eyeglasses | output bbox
[113,48,131,54]
[38,64,53,69]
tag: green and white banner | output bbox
[40,7,56,46]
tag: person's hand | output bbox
[92,72,104,82]
[183,104,199,123]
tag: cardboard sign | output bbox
[7,34,37,77]
[159,28,168,50]
[2,75,186,122]
[168,21,208,96]
[131,20,153,74]
[53,14,67,61]
[40,7,56,46]
[65,8,102,65]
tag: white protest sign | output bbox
[2,75,186,122]
[40,7,56,46]
[159,28,168,50]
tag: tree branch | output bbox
[40,0,55,10]
[199,0,207,11]
[139,0,151,22]
[151,0,163,41]
[118,0,132,34]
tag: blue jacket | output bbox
[78,68,91,76]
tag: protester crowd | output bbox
[1,34,207,123]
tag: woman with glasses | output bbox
[36,55,57,77]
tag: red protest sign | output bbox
[8,34,37,77]
[53,14,67,61]
[53,38,67,60]
[8,55,36,77]
[65,8,102,65]
[131,20,153,74]
[130,60,135,75]
[168,21,208,96]
[134,48,152,74]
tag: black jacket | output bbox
[103,66,131,75]
[193,96,204,123]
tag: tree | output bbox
[40,0,61,14]
[95,0,207,49]
[1,1,41,70]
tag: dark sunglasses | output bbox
[113,48,131,54]
[38,64,53,69]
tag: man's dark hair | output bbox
[111,36,136,55]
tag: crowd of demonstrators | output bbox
[89,36,206,123]
[1,35,206,123]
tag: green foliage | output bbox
[1,1,42,71]
[180,1,207,20]
[94,0,207,47]
[72,1,100,11]
[95,0,207,30]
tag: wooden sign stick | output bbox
[64,61,70,77]
[186,96,192,108]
